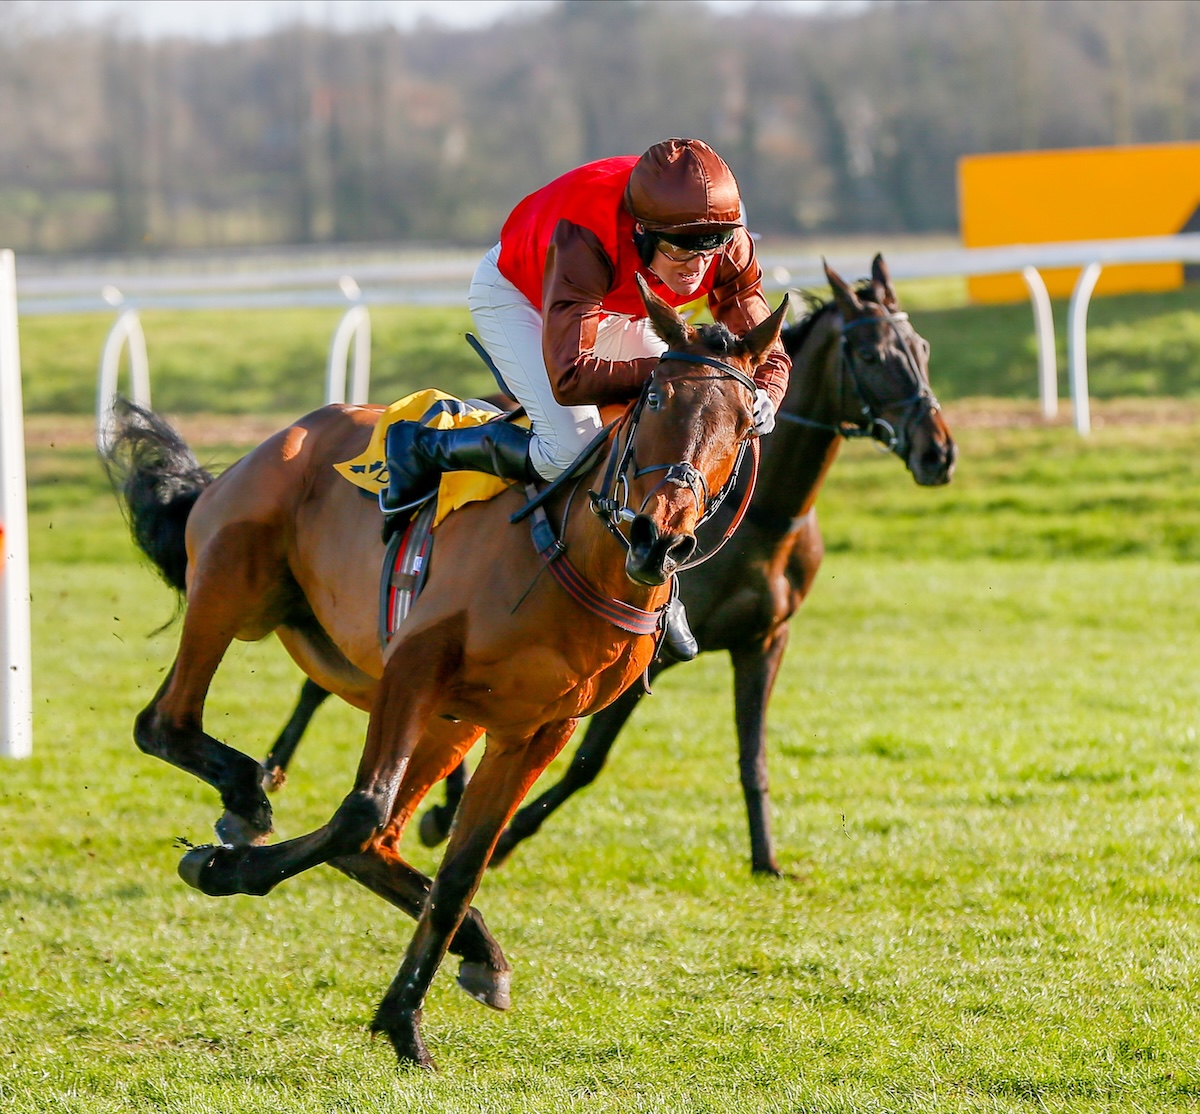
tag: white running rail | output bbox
[15,233,1200,437]
[0,249,32,758]
[96,302,152,454]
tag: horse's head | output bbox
[596,275,787,586]
[819,255,956,486]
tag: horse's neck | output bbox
[755,317,845,524]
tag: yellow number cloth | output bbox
[334,389,528,527]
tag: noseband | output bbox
[589,350,759,572]
[779,308,940,459]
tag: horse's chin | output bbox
[626,561,669,587]
[906,438,957,486]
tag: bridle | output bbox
[515,347,761,640]
[588,349,760,572]
[777,306,940,460]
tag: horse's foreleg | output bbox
[333,720,512,1011]
[416,758,469,848]
[372,718,577,1070]
[178,622,461,898]
[489,666,666,867]
[331,843,510,1011]
[731,629,790,876]
[262,678,332,791]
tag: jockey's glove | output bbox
[752,388,776,436]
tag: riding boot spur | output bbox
[382,418,537,520]
[661,596,698,662]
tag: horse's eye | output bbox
[857,347,880,364]
[647,385,664,411]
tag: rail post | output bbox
[1067,262,1103,436]
[96,290,151,454]
[325,276,371,404]
[1020,266,1058,420]
[0,249,32,758]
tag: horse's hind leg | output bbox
[372,718,577,1069]
[262,678,332,792]
[416,757,469,847]
[177,617,462,899]
[136,558,277,844]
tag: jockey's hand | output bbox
[752,388,776,436]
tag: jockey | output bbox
[384,138,792,658]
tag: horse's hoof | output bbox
[457,961,511,1011]
[261,766,287,794]
[751,862,783,878]
[178,844,226,892]
[372,1008,436,1071]
[418,807,450,848]
[215,810,272,847]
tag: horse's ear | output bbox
[637,273,692,348]
[824,258,862,319]
[743,293,790,367]
[871,253,898,309]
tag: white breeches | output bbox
[467,243,666,480]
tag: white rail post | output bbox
[96,291,151,454]
[1067,262,1102,437]
[1020,266,1057,420]
[325,276,371,405]
[0,249,33,758]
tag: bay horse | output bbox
[259,256,957,877]
[105,277,786,1070]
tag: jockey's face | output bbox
[649,239,719,298]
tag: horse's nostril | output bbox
[628,514,658,557]
[665,533,697,568]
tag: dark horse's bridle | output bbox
[588,350,760,570]
[778,307,940,460]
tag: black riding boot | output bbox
[661,596,699,662]
[381,418,536,526]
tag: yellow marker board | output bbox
[958,142,1200,303]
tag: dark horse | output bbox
[105,278,786,1070]
[261,255,957,876]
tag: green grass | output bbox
[4,413,1200,1110]
[17,281,1200,415]
[18,306,497,416]
[909,284,1200,401]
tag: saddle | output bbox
[335,389,529,647]
[334,388,525,527]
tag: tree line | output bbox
[1,0,1197,254]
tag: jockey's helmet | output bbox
[625,138,742,252]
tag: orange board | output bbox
[958,142,1200,303]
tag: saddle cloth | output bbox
[334,388,529,528]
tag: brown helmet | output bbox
[624,138,743,235]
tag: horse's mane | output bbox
[780,279,882,357]
[692,320,739,355]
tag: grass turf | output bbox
[3,412,1200,1110]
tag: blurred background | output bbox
[4,0,1197,255]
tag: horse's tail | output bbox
[102,399,214,594]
